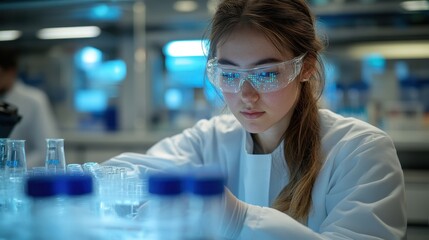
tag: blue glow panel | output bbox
[165,88,183,110]
[163,40,209,57]
[363,54,386,72]
[90,4,121,20]
[75,46,103,70]
[87,60,127,83]
[74,90,108,112]
[165,56,206,87]
[166,56,206,72]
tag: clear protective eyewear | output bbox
[207,54,306,93]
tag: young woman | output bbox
[104,0,406,238]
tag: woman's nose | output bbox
[240,80,259,103]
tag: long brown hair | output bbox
[206,0,325,220]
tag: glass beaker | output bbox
[0,138,8,213]
[4,139,27,214]
[5,139,27,179]
[0,138,8,170]
[45,138,66,174]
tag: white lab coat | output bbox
[2,81,59,168]
[104,109,407,239]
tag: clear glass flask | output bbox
[5,139,27,179]
[0,138,8,170]
[45,138,66,174]
[0,138,8,215]
[4,139,27,215]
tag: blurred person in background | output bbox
[103,0,406,239]
[0,47,59,168]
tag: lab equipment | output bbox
[185,168,225,240]
[67,163,85,175]
[26,174,73,240]
[144,172,186,240]
[0,138,8,214]
[207,54,305,93]
[45,138,66,174]
[4,139,27,215]
[0,101,21,138]
[26,174,97,240]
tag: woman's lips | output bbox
[240,111,265,119]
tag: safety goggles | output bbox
[206,54,305,93]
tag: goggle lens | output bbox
[207,54,305,93]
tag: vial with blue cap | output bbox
[26,174,96,240]
[185,167,225,240]
[144,172,186,240]
[26,174,72,240]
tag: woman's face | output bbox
[216,26,302,136]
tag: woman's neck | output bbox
[251,131,284,154]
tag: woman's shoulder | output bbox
[319,108,389,140]
[318,108,396,159]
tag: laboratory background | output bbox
[0,0,428,239]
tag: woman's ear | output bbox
[300,56,316,82]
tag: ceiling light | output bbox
[207,0,219,15]
[37,26,101,40]
[348,41,429,59]
[401,1,429,11]
[0,30,22,41]
[174,0,198,12]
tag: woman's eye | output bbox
[257,72,278,78]
[221,72,240,79]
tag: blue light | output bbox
[75,47,102,70]
[165,56,206,72]
[90,4,121,20]
[163,40,209,57]
[165,88,183,110]
[87,60,127,83]
[363,54,385,72]
[74,90,108,112]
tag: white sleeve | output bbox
[102,120,210,177]
[240,134,406,240]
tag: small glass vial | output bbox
[45,138,66,174]
[66,174,99,239]
[185,168,225,240]
[145,173,185,240]
[26,175,72,240]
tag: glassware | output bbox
[67,163,84,176]
[0,138,8,170]
[0,138,8,214]
[5,139,27,179]
[143,173,185,240]
[45,138,66,174]
[185,168,225,239]
[4,139,27,215]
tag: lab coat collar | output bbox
[240,131,285,207]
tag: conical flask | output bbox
[45,138,66,174]
[4,139,27,215]
[0,138,8,170]
[5,139,27,177]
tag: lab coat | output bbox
[2,81,59,168]
[104,109,406,239]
